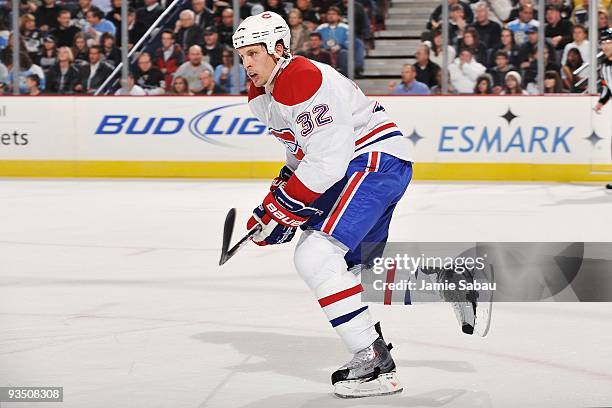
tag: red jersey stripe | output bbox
[355,123,396,146]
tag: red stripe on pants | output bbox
[321,172,366,234]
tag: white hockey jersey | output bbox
[248,56,413,203]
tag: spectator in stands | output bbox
[106,0,122,32]
[192,0,215,30]
[413,43,439,88]
[0,61,8,90]
[543,69,567,92]
[544,4,573,53]
[507,0,539,21]
[489,27,520,67]
[39,35,58,72]
[447,4,468,46]
[300,32,332,65]
[131,0,145,10]
[389,64,430,95]
[214,48,246,93]
[337,0,371,49]
[92,0,112,14]
[547,0,572,20]
[119,8,147,48]
[240,0,264,19]
[33,0,62,32]
[46,46,83,93]
[100,32,120,67]
[0,16,8,36]
[5,52,45,94]
[203,26,224,68]
[0,34,27,67]
[561,47,586,92]
[73,0,94,30]
[264,0,288,21]
[170,75,193,94]
[457,27,487,65]
[115,73,147,95]
[524,46,562,91]
[81,45,114,93]
[501,70,528,94]
[21,14,43,60]
[426,30,456,68]
[473,73,493,94]
[208,1,231,21]
[598,10,610,39]
[26,74,42,95]
[561,24,590,65]
[507,3,539,45]
[295,0,320,31]
[175,10,204,50]
[85,7,117,46]
[53,10,81,48]
[570,0,592,25]
[72,32,89,64]
[487,50,514,92]
[429,69,456,94]
[155,29,184,90]
[173,44,213,92]
[289,9,311,54]
[427,0,473,31]
[136,0,162,30]
[471,2,502,50]
[316,6,354,75]
[134,52,165,94]
[448,48,486,93]
[518,26,555,71]
[198,69,225,94]
[218,8,235,47]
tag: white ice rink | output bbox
[1,179,611,408]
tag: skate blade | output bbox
[333,372,403,399]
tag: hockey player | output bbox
[233,12,412,398]
[593,28,612,190]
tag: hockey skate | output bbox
[331,323,403,398]
[418,264,493,337]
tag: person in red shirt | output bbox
[154,29,184,91]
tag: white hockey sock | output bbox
[294,230,378,353]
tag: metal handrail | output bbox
[94,0,185,95]
[573,51,604,76]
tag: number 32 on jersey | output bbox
[296,104,333,136]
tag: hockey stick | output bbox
[219,208,261,266]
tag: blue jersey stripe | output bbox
[355,131,403,153]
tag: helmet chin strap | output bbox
[264,51,291,92]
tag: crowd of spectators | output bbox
[391,0,612,94]
[0,0,385,94]
[2,0,610,95]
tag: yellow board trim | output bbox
[0,160,611,181]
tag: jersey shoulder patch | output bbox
[248,84,265,101]
[272,56,323,106]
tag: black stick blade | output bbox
[219,208,236,266]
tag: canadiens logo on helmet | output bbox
[232,11,290,56]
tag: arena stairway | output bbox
[357,0,436,94]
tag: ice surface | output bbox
[1,179,611,408]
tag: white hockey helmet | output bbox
[232,11,291,57]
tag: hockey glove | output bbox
[270,165,294,192]
[247,187,319,246]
